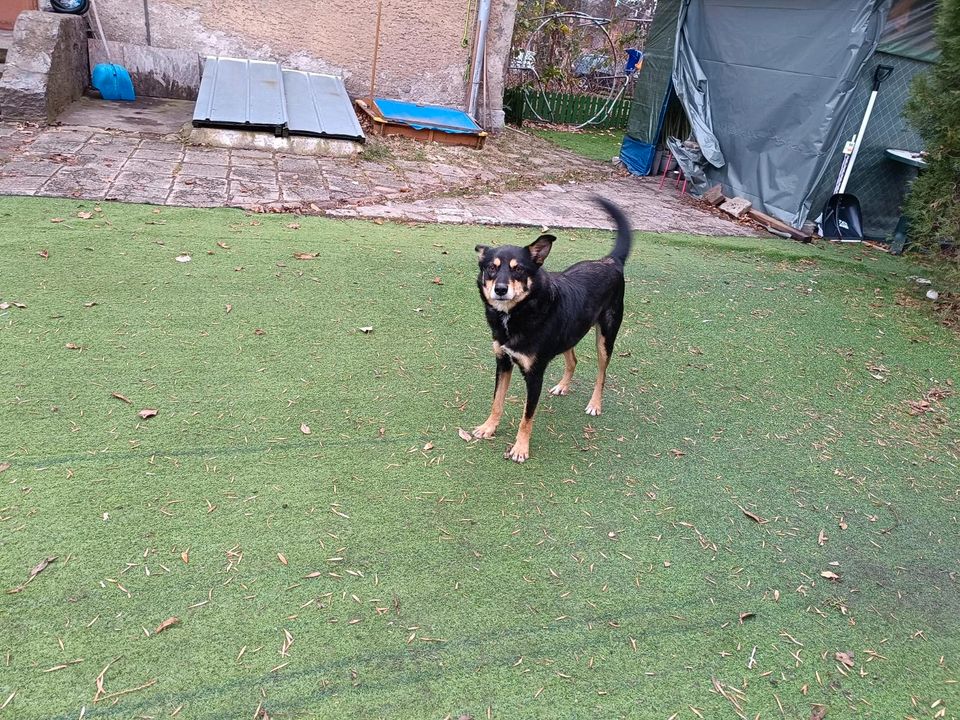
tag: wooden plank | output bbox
[747,209,813,242]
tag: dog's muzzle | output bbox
[487,282,514,302]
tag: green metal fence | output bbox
[503,87,633,129]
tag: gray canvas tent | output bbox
[621,0,939,238]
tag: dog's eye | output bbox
[485,266,497,277]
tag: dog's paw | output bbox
[548,383,570,396]
[504,442,529,463]
[585,402,602,416]
[472,422,498,439]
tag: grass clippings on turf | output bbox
[0,197,958,720]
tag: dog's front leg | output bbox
[506,370,544,463]
[473,354,512,438]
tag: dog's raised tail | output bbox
[594,196,632,267]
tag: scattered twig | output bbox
[1,691,15,710]
[96,678,157,703]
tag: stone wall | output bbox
[0,11,88,123]
[107,0,465,103]
[92,0,516,128]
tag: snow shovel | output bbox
[88,0,136,101]
[821,64,893,241]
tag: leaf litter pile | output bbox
[0,198,958,719]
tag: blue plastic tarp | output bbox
[374,99,482,135]
[619,136,657,176]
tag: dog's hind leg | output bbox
[474,354,512,438]
[586,307,622,416]
[506,371,544,463]
[549,349,577,396]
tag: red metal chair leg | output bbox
[657,160,670,190]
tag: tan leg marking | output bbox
[585,330,609,416]
[549,349,577,396]
[506,414,534,463]
[473,367,512,438]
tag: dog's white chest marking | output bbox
[501,344,535,373]
[501,313,510,331]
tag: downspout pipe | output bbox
[467,0,492,121]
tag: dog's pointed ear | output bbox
[526,234,555,265]
[475,244,490,261]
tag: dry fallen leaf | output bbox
[111,392,132,404]
[181,550,189,564]
[65,343,81,350]
[457,428,472,442]
[254,328,266,336]
[38,249,49,259]
[359,326,373,334]
[423,442,434,451]
[30,557,56,579]
[7,556,56,594]
[51,218,64,223]
[432,277,443,285]
[741,507,767,524]
[286,222,301,230]
[809,707,826,720]
[137,408,158,420]
[303,571,323,579]
[278,553,288,565]
[293,252,318,260]
[738,611,755,624]
[817,529,827,546]
[0,462,10,474]
[83,301,98,308]
[175,254,192,263]
[820,570,840,581]
[0,303,9,311]
[217,242,230,249]
[77,211,93,220]
[155,616,180,634]
[11,302,26,309]
[300,423,311,435]
[225,304,233,314]
[835,651,854,668]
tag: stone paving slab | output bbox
[0,116,617,214]
[327,177,763,237]
[0,109,759,237]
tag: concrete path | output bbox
[328,176,761,236]
[0,117,616,210]
[0,98,760,236]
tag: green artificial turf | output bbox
[532,129,624,163]
[0,197,958,720]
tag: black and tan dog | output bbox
[473,197,632,462]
